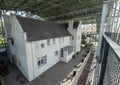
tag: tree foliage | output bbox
[0,21,6,45]
[81,34,86,45]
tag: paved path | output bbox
[4,48,88,85]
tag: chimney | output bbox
[68,20,73,29]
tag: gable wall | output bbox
[67,20,82,53]
[4,14,29,80]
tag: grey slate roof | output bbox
[62,46,73,55]
[16,16,71,41]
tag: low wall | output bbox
[72,50,91,85]
[60,50,92,85]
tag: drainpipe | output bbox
[31,42,35,80]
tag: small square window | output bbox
[47,39,50,45]
[53,39,55,44]
[55,51,58,56]
[41,44,44,47]
[37,60,41,66]
[8,38,14,46]
[11,40,14,45]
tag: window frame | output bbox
[37,55,47,67]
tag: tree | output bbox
[81,34,86,45]
[0,21,6,45]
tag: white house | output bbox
[3,14,82,81]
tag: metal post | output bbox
[97,1,107,62]
[93,1,108,85]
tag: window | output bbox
[53,39,55,44]
[55,51,58,56]
[11,40,14,45]
[41,44,44,48]
[8,38,14,45]
[61,50,63,57]
[37,55,47,67]
[47,39,50,45]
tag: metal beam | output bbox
[42,0,77,11]
[47,9,102,21]
[18,0,30,6]
[34,0,68,11]
[54,15,101,26]
[46,2,103,20]
[34,0,63,8]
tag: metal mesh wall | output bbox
[103,47,120,85]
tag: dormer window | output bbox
[55,51,58,56]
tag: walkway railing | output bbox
[103,47,120,85]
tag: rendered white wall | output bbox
[66,52,74,63]
[60,50,74,63]
[67,20,82,53]
[25,36,72,80]
[4,14,29,80]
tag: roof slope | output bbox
[16,16,71,41]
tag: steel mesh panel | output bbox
[103,47,120,85]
